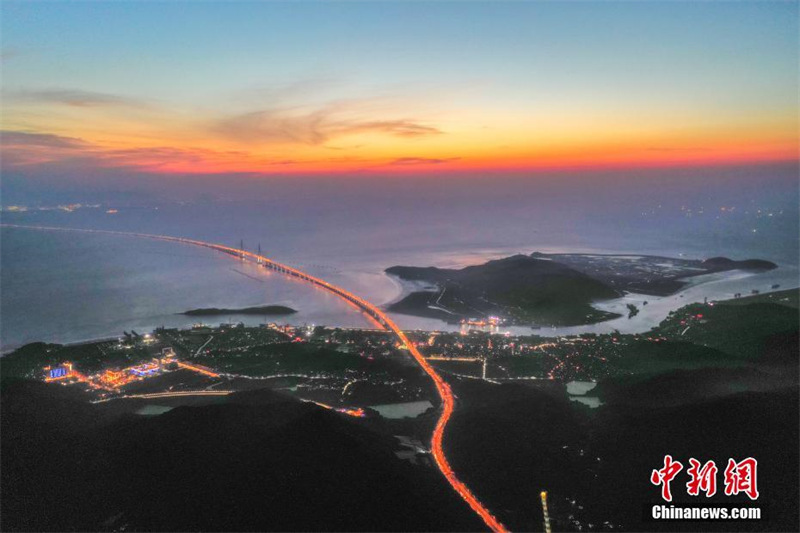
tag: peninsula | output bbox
[386,252,778,326]
[386,255,622,326]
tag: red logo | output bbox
[723,457,759,500]
[686,458,718,497]
[652,456,758,501]
[651,455,683,502]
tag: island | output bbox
[182,305,297,316]
[386,254,622,327]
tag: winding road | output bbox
[2,224,508,533]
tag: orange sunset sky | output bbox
[1,1,797,177]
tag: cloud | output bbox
[340,120,441,138]
[647,146,710,152]
[0,128,450,175]
[389,156,460,166]
[1,130,90,150]
[103,146,223,168]
[214,105,443,146]
[4,88,146,108]
[0,129,318,173]
[1,130,97,166]
[1,130,223,170]
[215,109,329,145]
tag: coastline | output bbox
[384,265,799,337]
[3,231,797,353]
[1,335,121,356]
[531,266,799,337]
[380,273,439,307]
[8,267,796,356]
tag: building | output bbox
[43,362,74,382]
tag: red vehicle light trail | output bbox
[2,224,508,533]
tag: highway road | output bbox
[2,224,508,533]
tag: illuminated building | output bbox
[128,361,161,377]
[98,369,128,387]
[43,362,74,382]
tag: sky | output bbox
[1,1,798,182]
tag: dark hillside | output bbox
[387,255,621,326]
[1,382,483,532]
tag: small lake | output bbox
[136,404,174,416]
[570,396,603,409]
[369,400,434,419]
[566,380,597,395]
[566,380,603,409]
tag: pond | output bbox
[369,400,434,419]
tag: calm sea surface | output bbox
[2,176,798,350]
